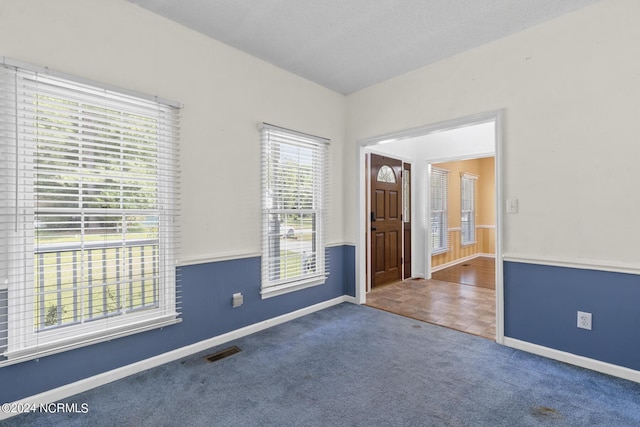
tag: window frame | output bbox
[0,59,181,364]
[260,123,329,298]
[430,167,449,255]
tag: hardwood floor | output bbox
[432,256,495,290]
[365,257,496,339]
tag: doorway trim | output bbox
[355,110,505,344]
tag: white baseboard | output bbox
[432,254,477,272]
[477,253,495,259]
[503,337,640,384]
[342,295,358,304]
[431,253,496,272]
[1,296,352,421]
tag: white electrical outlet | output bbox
[577,311,592,330]
[232,293,243,308]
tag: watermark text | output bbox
[2,402,89,414]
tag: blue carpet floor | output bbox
[5,303,640,426]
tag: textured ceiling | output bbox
[129,0,602,94]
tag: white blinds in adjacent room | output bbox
[0,60,181,364]
[461,173,477,245]
[260,123,329,298]
[430,167,449,254]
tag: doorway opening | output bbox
[356,111,504,342]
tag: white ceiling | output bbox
[129,0,602,95]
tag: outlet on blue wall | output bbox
[504,261,640,370]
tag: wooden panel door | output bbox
[370,154,402,287]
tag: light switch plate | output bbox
[506,199,519,214]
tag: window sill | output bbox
[261,275,327,299]
[1,314,181,368]
[461,241,477,247]
[432,248,448,256]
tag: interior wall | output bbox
[1,0,638,401]
[347,0,640,375]
[479,157,496,254]
[0,0,347,263]
[431,158,495,270]
[0,0,352,404]
[347,0,640,264]
[416,122,495,160]
[478,158,496,227]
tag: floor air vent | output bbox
[205,346,241,363]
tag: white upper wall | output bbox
[346,0,640,265]
[417,122,494,162]
[3,0,638,267]
[366,141,418,161]
[0,0,346,263]
[365,121,494,162]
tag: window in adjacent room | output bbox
[430,167,448,254]
[461,173,477,245]
[0,60,181,363]
[260,124,329,298]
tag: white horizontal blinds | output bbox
[0,65,22,356]
[261,123,329,294]
[0,62,180,362]
[430,167,448,254]
[461,173,477,244]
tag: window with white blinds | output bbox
[0,60,181,364]
[260,123,329,298]
[430,167,449,254]
[461,173,477,245]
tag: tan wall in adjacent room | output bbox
[432,157,495,269]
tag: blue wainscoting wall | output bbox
[0,245,355,404]
[504,261,640,371]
